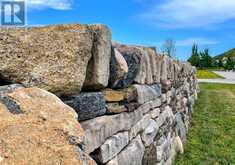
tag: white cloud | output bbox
[26,0,73,10]
[176,38,218,46]
[141,0,235,28]
[0,0,73,10]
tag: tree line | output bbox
[187,44,235,70]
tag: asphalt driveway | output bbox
[198,71,235,84]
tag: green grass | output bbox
[196,70,224,79]
[175,83,235,165]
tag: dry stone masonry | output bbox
[0,24,199,165]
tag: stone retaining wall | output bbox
[0,24,199,165]
[74,56,198,165]
[61,41,199,164]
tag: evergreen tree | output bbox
[200,48,212,68]
[188,44,200,67]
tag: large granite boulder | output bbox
[0,24,111,95]
[83,24,112,90]
[0,85,96,165]
[62,92,106,121]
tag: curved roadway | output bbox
[198,71,235,84]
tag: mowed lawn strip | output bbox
[197,70,224,79]
[175,83,235,165]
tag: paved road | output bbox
[199,71,235,84]
[213,71,235,80]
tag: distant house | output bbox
[222,57,228,64]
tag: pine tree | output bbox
[188,44,200,67]
[199,48,212,68]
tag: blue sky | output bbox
[4,0,235,60]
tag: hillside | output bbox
[214,48,235,60]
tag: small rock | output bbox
[136,98,162,114]
[95,132,129,163]
[174,136,184,154]
[141,119,159,147]
[123,86,138,102]
[129,114,151,140]
[106,103,128,114]
[106,135,145,165]
[102,89,124,102]
[149,108,160,119]
[155,106,174,128]
[162,80,172,93]
[134,84,162,105]
[125,102,140,112]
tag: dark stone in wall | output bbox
[111,46,141,89]
[109,47,128,89]
[62,92,106,121]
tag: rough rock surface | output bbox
[0,86,96,165]
[95,132,129,163]
[109,48,128,88]
[175,113,187,142]
[81,109,143,153]
[0,24,98,95]
[106,103,128,114]
[134,84,162,104]
[103,89,125,102]
[142,143,158,165]
[106,135,145,165]
[155,106,174,128]
[136,98,162,114]
[141,119,159,147]
[129,114,151,140]
[150,108,160,119]
[113,45,141,88]
[62,92,106,121]
[83,25,112,89]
